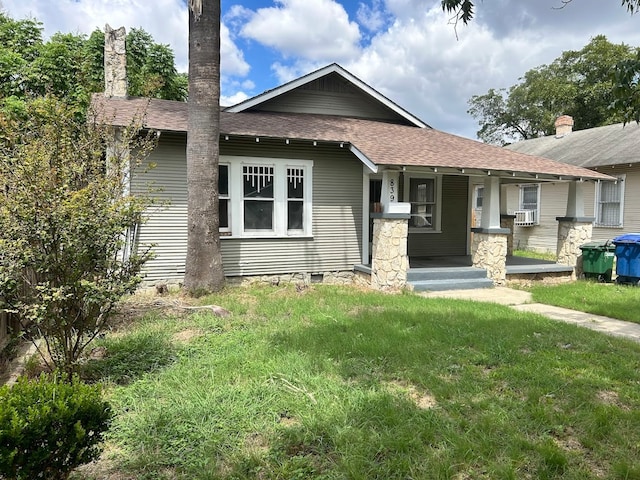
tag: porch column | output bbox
[480,177,501,229]
[556,181,594,279]
[370,213,409,291]
[500,183,515,256]
[380,170,400,211]
[471,177,509,284]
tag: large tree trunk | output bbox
[184,0,225,294]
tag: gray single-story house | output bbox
[94,53,612,291]
[504,116,640,253]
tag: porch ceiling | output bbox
[93,95,613,182]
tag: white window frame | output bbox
[403,174,443,233]
[516,183,540,226]
[594,175,625,228]
[472,184,484,228]
[223,156,313,238]
[218,163,231,234]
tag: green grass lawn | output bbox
[513,249,557,261]
[76,285,640,480]
[529,281,640,324]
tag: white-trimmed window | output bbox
[473,185,484,227]
[595,175,625,227]
[404,175,442,231]
[220,156,313,238]
[515,184,540,226]
[219,163,230,233]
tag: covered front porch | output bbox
[360,168,599,292]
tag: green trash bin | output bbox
[580,240,615,282]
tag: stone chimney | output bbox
[104,24,127,97]
[554,115,574,138]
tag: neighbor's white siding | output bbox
[131,134,363,284]
[507,165,640,253]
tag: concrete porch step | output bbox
[407,266,493,292]
[410,277,495,292]
[407,266,488,282]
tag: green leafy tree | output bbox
[0,12,187,115]
[442,0,640,125]
[468,36,636,144]
[442,0,640,26]
[0,97,154,374]
[612,49,640,123]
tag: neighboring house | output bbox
[505,116,640,252]
[94,39,611,290]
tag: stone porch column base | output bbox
[556,217,594,279]
[471,228,509,284]
[371,214,409,291]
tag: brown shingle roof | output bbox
[91,95,612,181]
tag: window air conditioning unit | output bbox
[514,210,536,226]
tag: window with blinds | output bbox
[596,177,624,227]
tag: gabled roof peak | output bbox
[224,63,430,129]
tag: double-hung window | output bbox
[220,156,312,237]
[219,164,230,233]
[404,175,442,231]
[243,165,275,232]
[515,184,540,226]
[595,176,624,227]
[287,167,305,231]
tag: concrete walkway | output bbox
[422,287,640,343]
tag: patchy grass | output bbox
[529,280,640,324]
[75,285,640,479]
[514,249,557,261]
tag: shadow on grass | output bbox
[80,329,176,384]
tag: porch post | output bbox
[370,213,409,291]
[380,170,400,211]
[500,183,515,256]
[471,177,509,284]
[557,181,593,278]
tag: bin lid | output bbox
[613,233,640,244]
[580,240,615,250]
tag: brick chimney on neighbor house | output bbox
[554,115,574,137]
[104,24,127,97]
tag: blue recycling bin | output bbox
[613,233,640,285]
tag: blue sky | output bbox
[2,0,640,139]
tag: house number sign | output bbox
[388,178,396,202]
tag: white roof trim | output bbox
[225,63,429,129]
[350,145,378,173]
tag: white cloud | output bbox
[1,0,252,79]
[357,0,388,32]
[221,22,250,77]
[221,91,250,107]
[3,0,189,69]
[240,0,362,62]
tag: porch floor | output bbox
[356,255,574,275]
[410,255,573,275]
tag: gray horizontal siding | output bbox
[251,74,407,123]
[131,135,363,283]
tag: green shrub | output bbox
[0,373,112,480]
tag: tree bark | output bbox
[184,0,225,294]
